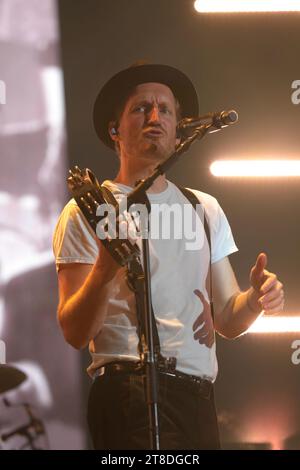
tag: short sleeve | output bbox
[210,200,239,263]
[52,199,98,271]
[188,189,238,264]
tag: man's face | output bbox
[114,82,179,162]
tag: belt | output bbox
[94,361,213,399]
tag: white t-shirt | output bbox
[53,180,238,381]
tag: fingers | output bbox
[193,289,212,330]
[263,298,285,315]
[193,326,215,347]
[193,312,205,331]
[250,253,268,291]
[261,292,285,313]
[250,253,284,315]
[193,312,213,341]
[258,276,284,313]
[254,252,268,274]
[193,289,215,348]
[260,272,279,294]
[194,317,215,348]
[193,289,205,303]
[259,275,284,311]
[193,318,211,337]
[259,282,284,305]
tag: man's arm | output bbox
[212,253,284,339]
[57,240,123,350]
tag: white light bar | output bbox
[248,316,300,333]
[210,160,300,177]
[194,0,300,13]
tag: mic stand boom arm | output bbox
[127,124,210,207]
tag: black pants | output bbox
[87,370,220,450]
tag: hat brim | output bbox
[93,64,199,149]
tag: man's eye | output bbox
[160,106,171,114]
[134,105,146,112]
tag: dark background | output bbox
[58,0,300,449]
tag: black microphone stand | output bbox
[125,123,211,450]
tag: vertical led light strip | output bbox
[194,0,300,13]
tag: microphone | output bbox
[177,109,238,135]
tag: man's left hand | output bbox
[249,252,284,315]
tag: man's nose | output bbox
[147,105,160,123]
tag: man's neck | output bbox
[114,159,168,193]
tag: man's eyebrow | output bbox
[131,99,149,105]
[130,97,173,106]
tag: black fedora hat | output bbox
[93,62,199,149]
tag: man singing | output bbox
[53,62,284,449]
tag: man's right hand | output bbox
[94,210,139,280]
[94,236,123,282]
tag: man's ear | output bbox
[108,121,119,141]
